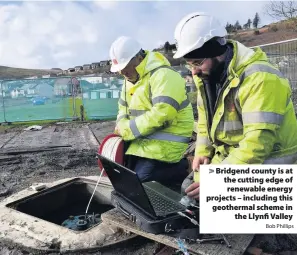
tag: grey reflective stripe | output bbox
[239,63,285,82]
[180,99,190,110]
[152,96,190,111]
[234,63,286,114]
[217,120,243,131]
[152,96,180,110]
[263,152,297,164]
[196,136,212,146]
[129,119,141,138]
[221,152,297,164]
[148,65,177,104]
[129,109,147,116]
[287,97,291,106]
[148,65,189,111]
[129,121,190,143]
[119,98,128,107]
[243,112,284,125]
[150,65,176,76]
[146,132,190,143]
[116,114,129,123]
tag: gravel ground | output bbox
[0,121,161,255]
[0,120,297,255]
[0,122,107,197]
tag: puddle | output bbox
[6,178,114,232]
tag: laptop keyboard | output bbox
[144,186,185,215]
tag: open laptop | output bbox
[97,153,187,219]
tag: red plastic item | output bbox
[97,134,125,177]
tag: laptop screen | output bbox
[98,154,156,217]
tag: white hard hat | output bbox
[109,36,142,72]
[173,12,227,59]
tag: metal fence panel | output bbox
[79,76,121,120]
[250,38,297,112]
[0,77,83,123]
[1,78,67,122]
[0,75,124,123]
[1,38,297,123]
[250,38,297,88]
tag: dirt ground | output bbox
[0,120,297,255]
[0,121,163,255]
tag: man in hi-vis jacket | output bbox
[109,36,194,190]
[173,12,297,199]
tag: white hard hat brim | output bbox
[173,49,188,59]
[110,60,130,73]
[173,40,204,59]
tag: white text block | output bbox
[199,165,296,234]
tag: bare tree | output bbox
[264,1,297,20]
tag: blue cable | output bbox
[177,238,190,255]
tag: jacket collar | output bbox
[134,50,171,80]
[227,40,268,78]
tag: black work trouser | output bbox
[126,155,189,192]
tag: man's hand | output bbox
[114,125,121,135]
[185,156,210,200]
[185,182,200,200]
[192,156,210,170]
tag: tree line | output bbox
[225,1,297,33]
[155,1,297,55]
[155,12,262,52]
[225,13,260,33]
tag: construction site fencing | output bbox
[250,38,297,89]
[0,37,297,123]
[0,76,122,123]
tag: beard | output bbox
[204,59,225,85]
[126,73,139,84]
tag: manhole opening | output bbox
[6,178,114,232]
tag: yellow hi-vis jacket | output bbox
[194,40,297,164]
[116,50,194,163]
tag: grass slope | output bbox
[228,19,297,48]
[0,66,59,80]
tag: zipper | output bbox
[203,80,231,143]
[200,86,212,143]
[198,73,232,144]
[212,45,234,118]
[213,79,231,115]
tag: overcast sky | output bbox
[0,1,276,70]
